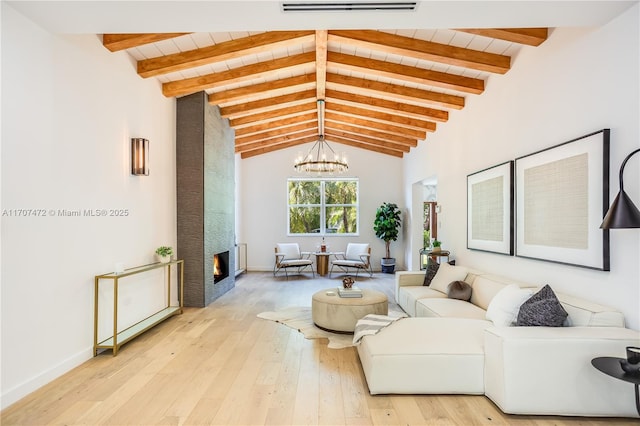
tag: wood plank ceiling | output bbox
[103,28,548,159]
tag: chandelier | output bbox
[294,100,348,175]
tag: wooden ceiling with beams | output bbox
[102,28,548,159]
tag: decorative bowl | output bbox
[619,359,640,375]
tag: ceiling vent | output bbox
[281,2,417,12]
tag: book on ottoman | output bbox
[338,286,363,298]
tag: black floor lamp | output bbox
[601,148,640,229]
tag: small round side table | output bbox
[591,356,640,416]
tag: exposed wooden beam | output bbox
[326,73,465,110]
[234,112,317,137]
[240,136,318,158]
[102,33,189,52]
[208,74,316,105]
[327,52,484,94]
[327,102,437,132]
[454,28,548,46]
[315,30,328,100]
[138,31,315,78]
[162,52,315,97]
[325,122,417,147]
[325,89,448,122]
[324,111,426,140]
[230,103,316,128]
[220,90,316,118]
[236,126,317,146]
[236,132,318,153]
[329,30,510,74]
[324,133,405,157]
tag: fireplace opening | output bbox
[213,251,229,284]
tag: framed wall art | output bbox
[467,161,514,255]
[515,129,610,270]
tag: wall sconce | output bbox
[601,148,640,229]
[131,138,149,176]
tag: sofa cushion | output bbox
[397,286,446,317]
[357,318,490,395]
[447,280,472,301]
[555,292,625,327]
[422,262,439,286]
[469,276,510,311]
[429,263,469,294]
[516,285,568,327]
[486,284,534,326]
[416,298,487,320]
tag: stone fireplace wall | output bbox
[176,92,235,307]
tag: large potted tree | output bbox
[373,202,402,273]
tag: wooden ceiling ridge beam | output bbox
[234,112,317,137]
[230,102,317,128]
[162,51,315,97]
[325,89,448,122]
[102,33,190,52]
[324,134,405,157]
[327,51,484,94]
[454,28,548,46]
[235,126,317,146]
[208,73,316,104]
[327,102,437,132]
[329,30,510,74]
[326,73,465,110]
[220,89,317,118]
[324,111,426,140]
[137,30,315,78]
[315,30,328,100]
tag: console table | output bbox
[93,260,184,356]
[591,356,640,416]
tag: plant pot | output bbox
[432,247,441,253]
[157,254,171,264]
[381,257,396,274]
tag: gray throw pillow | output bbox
[447,280,472,301]
[516,284,568,327]
[423,263,439,286]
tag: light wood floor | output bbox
[1,272,637,425]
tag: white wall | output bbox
[403,5,640,330]
[239,144,404,272]
[1,4,177,408]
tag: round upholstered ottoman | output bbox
[311,289,388,333]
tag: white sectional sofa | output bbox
[356,263,640,418]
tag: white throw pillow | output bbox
[486,284,534,326]
[429,263,469,294]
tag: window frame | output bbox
[287,177,360,236]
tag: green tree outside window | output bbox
[288,178,359,235]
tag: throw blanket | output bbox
[352,314,405,345]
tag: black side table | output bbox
[591,357,640,416]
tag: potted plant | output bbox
[432,239,442,252]
[373,202,402,273]
[155,246,173,263]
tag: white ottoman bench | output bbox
[312,288,388,333]
[357,317,492,394]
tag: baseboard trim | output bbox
[1,346,93,410]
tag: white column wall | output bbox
[1,4,176,408]
[403,5,640,330]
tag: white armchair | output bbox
[273,243,314,279]
[330,243,373,278]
